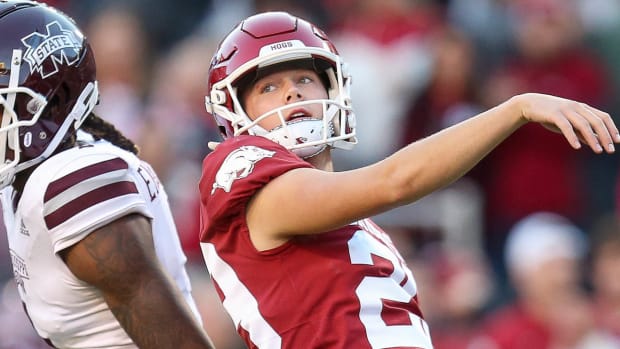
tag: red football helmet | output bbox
[0,1,99,188]
[206,11,356,158]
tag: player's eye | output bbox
[299,76,313,84]
[259,83,276,94]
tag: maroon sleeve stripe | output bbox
[44,181,138,230]
[44,158,129,202]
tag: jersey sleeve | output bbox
[199,135,312,241]
[26,150,152,254]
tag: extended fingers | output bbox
[576,103,618,153]
[584,104,620,144]
[557,104,604,153]
[521,94,619,153]
[553,110,582,150]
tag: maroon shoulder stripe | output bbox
[44,181,138,230]
[44,158,129,202]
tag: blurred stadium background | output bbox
[1,1,619,348]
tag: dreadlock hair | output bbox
[81,112,140,155]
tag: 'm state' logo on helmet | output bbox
[212,146,275,194]
[21,21,82,79]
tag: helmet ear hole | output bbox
[211,90,226,105]
[26,97,43,115]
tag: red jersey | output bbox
[198,135,433,349]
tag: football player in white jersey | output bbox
[0,1,215,348]
[198,11,620,349]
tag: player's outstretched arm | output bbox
[380,93,619,201]
[247,93,619,243]
[59,213,216,349]
[392,93,618,197]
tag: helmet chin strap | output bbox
[292,102,339,158]
[266,119,333,158]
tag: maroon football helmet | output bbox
[0,0,99,188]
[206,11,356,158]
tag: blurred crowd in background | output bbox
[1,0,620,348]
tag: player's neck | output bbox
[306,149,333,171]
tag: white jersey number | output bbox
[203,225,434,349]
[348,227,433,349]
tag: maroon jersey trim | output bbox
[44,158,129,201]
[44,181,138,229]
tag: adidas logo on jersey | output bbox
[19,221,29,236]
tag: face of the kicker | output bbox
[240,67,329,131]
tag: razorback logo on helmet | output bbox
[212,146,275,194]
[21,21,82,79]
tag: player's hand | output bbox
[514,93,620,153]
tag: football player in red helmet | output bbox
[199,11,619,349]
[0,1,214,348]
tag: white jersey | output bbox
[1,139,201,349]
